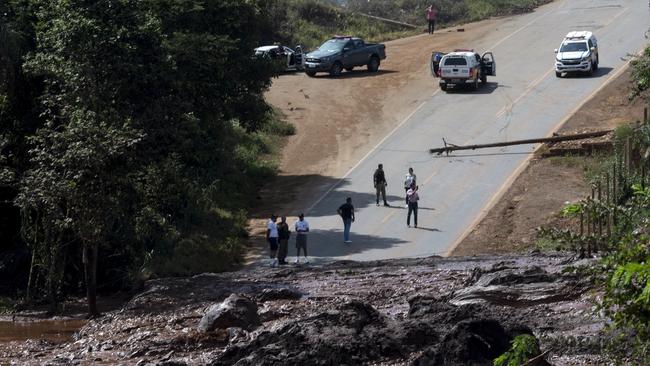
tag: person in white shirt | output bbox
[266,215,279,267]
[294,213,310,264]
[404,167,417,206]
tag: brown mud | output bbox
[0,254,606,365]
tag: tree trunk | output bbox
[83,242,100,318]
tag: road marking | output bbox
[444,49,639,257]
[603,6,629,27]
[306,98,430,213]
[487,7,555,50]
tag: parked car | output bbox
[434,49,496,91]
[254,45,304,71]
[554,31,599,77]
[304,36,386,77]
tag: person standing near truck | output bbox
[277,216,290,265]
[294,213,310,264]
[266,214,279,267]
[426,4,438,34]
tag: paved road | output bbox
[298,0,649,262]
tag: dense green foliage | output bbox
[539,48,650,363]
[0,0,286,313]
[493,334,540,366]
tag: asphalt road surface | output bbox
[299,0,650,262]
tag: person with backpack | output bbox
[407,184,419,228]
[404,167,417,206]
[373,163,389,206]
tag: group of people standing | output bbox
[266,213,310,267]
[374,164,420,228]
[264,166,422,267]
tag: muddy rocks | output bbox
[211,300,399,365]
[413,319,521,366]
[257,287,303,302]
[197,294,260,333]
[451,266,583,307]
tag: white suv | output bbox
[554,31,599,77]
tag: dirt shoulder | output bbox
[248,15,544,251]
[452,66,646,256]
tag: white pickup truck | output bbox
[432,49,496,91]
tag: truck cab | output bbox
[435,50,495,91]
[554,31,599,77]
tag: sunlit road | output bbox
[299,0,649,262]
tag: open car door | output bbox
[481,52,495,76]
[430,51,446,77]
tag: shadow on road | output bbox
[306,229,409,258]
[310,69,398,79]
[442,81,499,95]
[559,66,613,78]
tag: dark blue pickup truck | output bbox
[304,36,387,77]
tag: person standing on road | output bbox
[294,213,310,264]
[373,163,389,206]
[426,4,438,34]
[407,184,419,228]
[337,197,355,243]
[277,216,291,265]
[404,167,417,206]
[266,215,279,267]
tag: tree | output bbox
[5,0,277,316]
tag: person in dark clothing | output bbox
[406,184,419,228]
[426,5,438,34]
[373,163,389,206]
[337,197,355,243]
[277,216,291,265]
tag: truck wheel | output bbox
[588,61,594,76]
[368,57,380,72]
[593,57,599,71]
[440,84,447,92]
[345,67,354,72]
[555,71,562,78]
[330,62,342,77]
[306,71,316,77]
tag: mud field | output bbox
[0,254,607,365]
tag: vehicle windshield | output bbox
[318,39,347,52]
[560,42,588,52]
[443,57,467,66]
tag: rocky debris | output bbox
[197,294,260,333]
[0,254,605,365]
[451,265,585,307]
[212,299,401,366]
[413,320,526,366]
[257,287,303,302]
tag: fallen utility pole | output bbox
[354,12,418,29]
[430,129,613,155]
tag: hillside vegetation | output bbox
[260,0,553,49]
